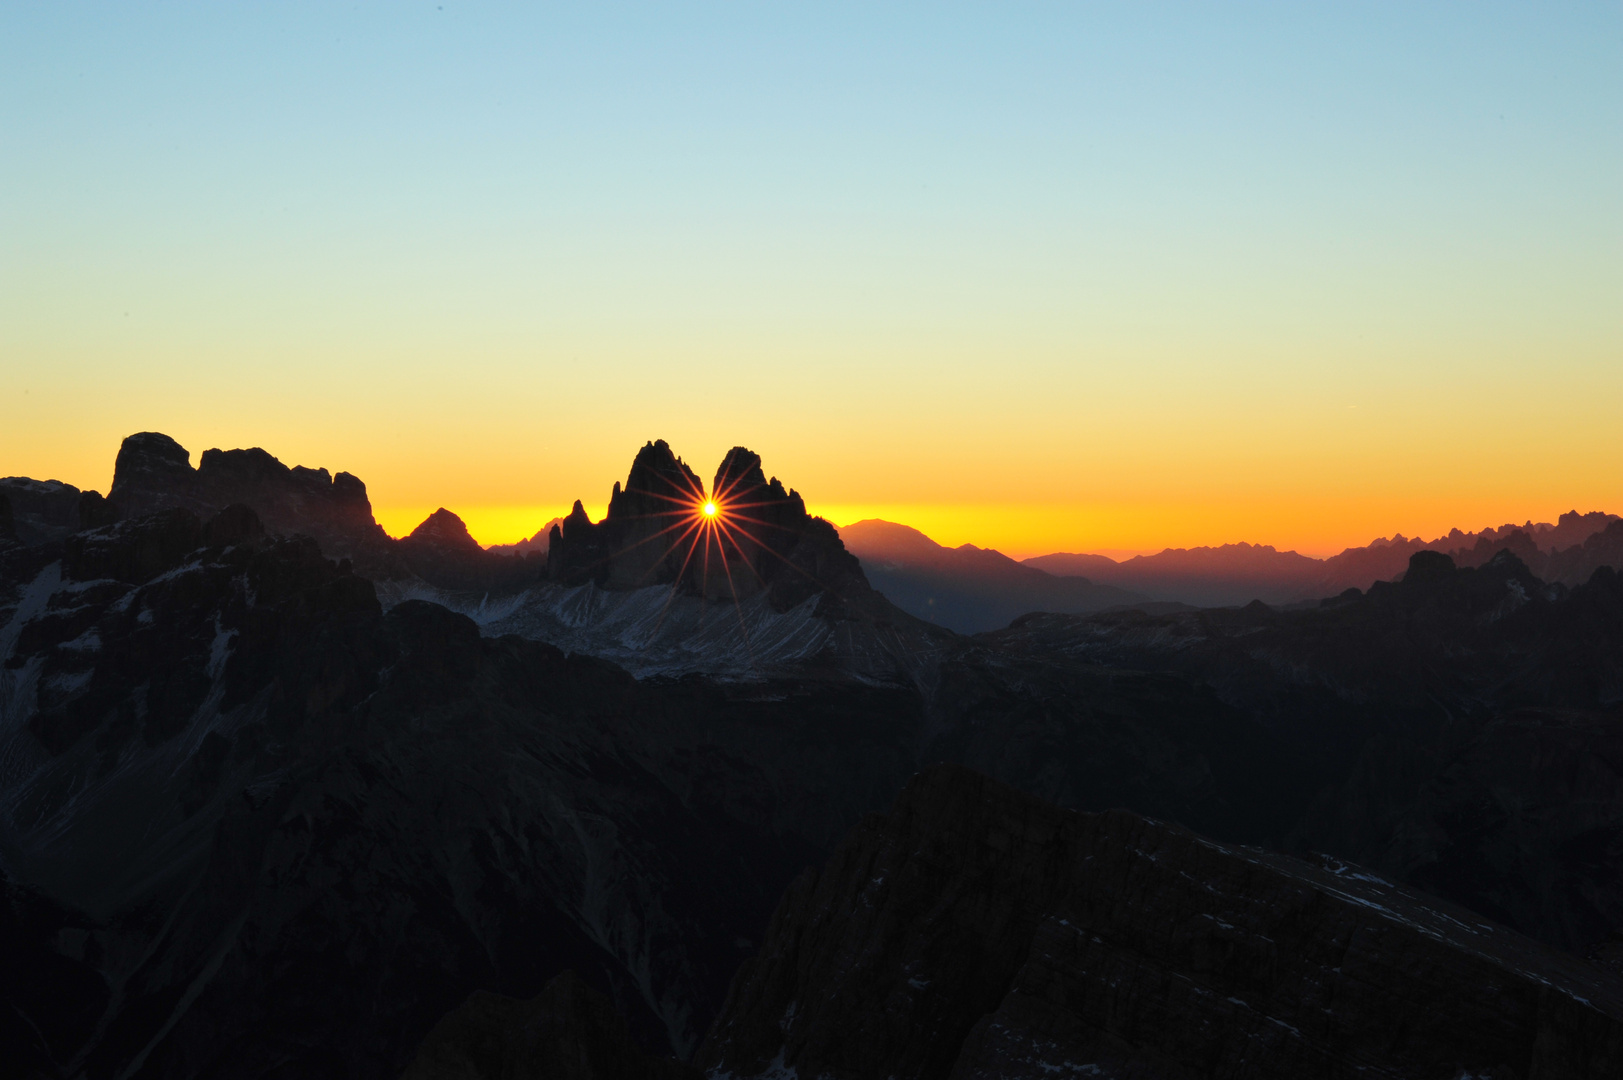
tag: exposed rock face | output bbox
[547,441,870,612]
[88,432,554,593]
[403,971,701,1080]
[105,431,400,574]
[700,763,1623,1080]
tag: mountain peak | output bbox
[405,508,481,555]
[547,440,866,610]
[714,446,767,497]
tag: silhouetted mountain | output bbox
[1026,510,1622,607]
[410,442,956,683]
[107,432,397,570]
[698,764,1623,1079]
[0,478,103,547]
[547,442,869,611]
[9,434,1623,1078]
[838,519,1145,633]
[397,507,543,593]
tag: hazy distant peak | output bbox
[486,517,565,556]
[404,507,481,554]
[837,519,947,559]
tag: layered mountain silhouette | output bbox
[839,511,1622,626]
[56,432,950,681]
[837,519,1147,633]
[7,431,1623,1078]
[1027,510,1622,607]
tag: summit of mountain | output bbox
[105,431,403,576]
[4,432,952,682]
[545,441,871,613]
[396,507,544,593]
[463,441,953,681]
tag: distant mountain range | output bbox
[838,511,1623,630]
[835,519,1148,634]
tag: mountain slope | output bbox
[983,549,1623,952]
[0,506,928,1073]
[838,519,1146,633]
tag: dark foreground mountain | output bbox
[8,434,1623,1078]
[837,519,1146,633]
[698,764,1623,1079]
[985,549,1623,954]
[0,504,938,1075]
[403,971,701,1080]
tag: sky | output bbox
[3,3,1619,559]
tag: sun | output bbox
[703,501,717,517]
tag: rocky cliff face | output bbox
[699,763,1623,1080]
[60,433,941,683]
[88,431,554,593]
[547,441,869,612]
[106,433,393,569]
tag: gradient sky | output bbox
[3,3,1619,558]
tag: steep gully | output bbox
[2,433,1622,1077]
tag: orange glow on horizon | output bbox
[369,492,1623,564]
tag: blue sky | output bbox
[4,3,1620,554]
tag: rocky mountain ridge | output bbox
[8,433,1623,1078]
[26,432,950,684]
